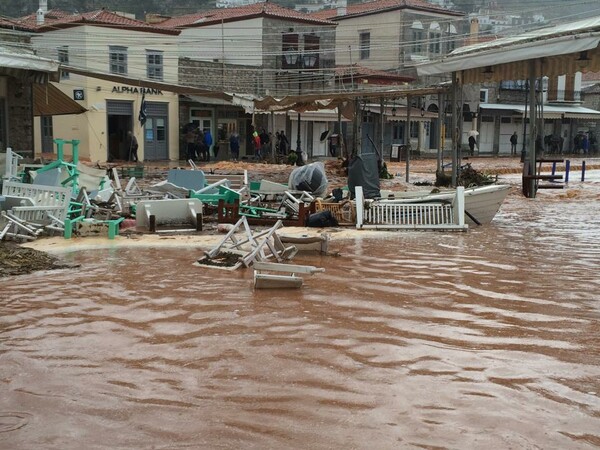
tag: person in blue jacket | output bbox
[203,130,213,162]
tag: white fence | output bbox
[355,186,468,231]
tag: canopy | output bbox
[416,16,600,83]
[33,83,87,116]
[480,103,600,120]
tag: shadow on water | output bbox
[1,189,600,449]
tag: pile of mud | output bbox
[0,243,74,278]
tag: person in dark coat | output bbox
[229,131,240,161]
[127,131,139,162]
[468,135,476,156]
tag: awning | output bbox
[479,103,600,120]
[365,105,438,121]
[289,109,351,122]
[415,16,600,83]
[33,83,87,116]
[0,45,59,74]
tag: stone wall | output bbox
[6,77,34,157]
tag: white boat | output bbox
[380,184,511,225]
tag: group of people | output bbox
[185,127,213,162]
[249,127,289,161]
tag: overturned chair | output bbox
[1,181,71,241]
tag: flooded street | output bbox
[2,178,600,449]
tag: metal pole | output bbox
[380,97,385,162]
[437,92,443,174]
[451,72,458,186]
[528,59,537,198]
[521,81,528,163]
[406,95,411,183]
[296,71,302,165]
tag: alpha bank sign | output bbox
[112,86,163,95]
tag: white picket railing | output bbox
[355,186,468,231]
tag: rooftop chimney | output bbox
[469,17,480,46]
[36,8,45,25]
[337,7,347,16]
[39,0,48,13]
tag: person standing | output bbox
[510,131,518,156]
[260,128,270,159]
[252,128,262,159]
[468,135,476,156]
[127,131,139,162]
[185,127,196,161]
[279,130,289,155]
[204,129,213,162]
[229,131,240,161]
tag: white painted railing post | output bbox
[355,186,364,229]
[454,186,465,227]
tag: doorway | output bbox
[41,116,54,153]
[107,100,133,161]
[144,102,169,160]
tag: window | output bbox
[109,46,127,75]
[304,34,320,68]
[147,50,163,81]
[392,124,404,140]
[411,21,423,53]
[480,89,489,103]
[429,32,441,54]
[282,33,299,69]
[58,46,69,79]
[359,32,370,60]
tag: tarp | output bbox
[348,153,380,200]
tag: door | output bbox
[479,118,495,154]
[144,102,169,160]
[41,116,54,153]
[312,122,328,157]
[106,100,133,161]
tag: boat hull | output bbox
[383,184,511,225]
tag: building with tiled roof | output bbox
[0,16,36,32]
[20,6,183,163]
[311,0,461,20]
[17,8,179,35]
[165,2,338,97]
[310,0,464,76]
[156,2,337,28]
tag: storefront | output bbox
[35,82,179,162]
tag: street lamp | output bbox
[295,51,319,165]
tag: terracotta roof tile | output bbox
[311,0,463,20]
[157,2,337,28]
[0,15,36,31]
[17,8,179,35]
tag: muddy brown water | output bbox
[1,185,600,449]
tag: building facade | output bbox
[20,8,181,163]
